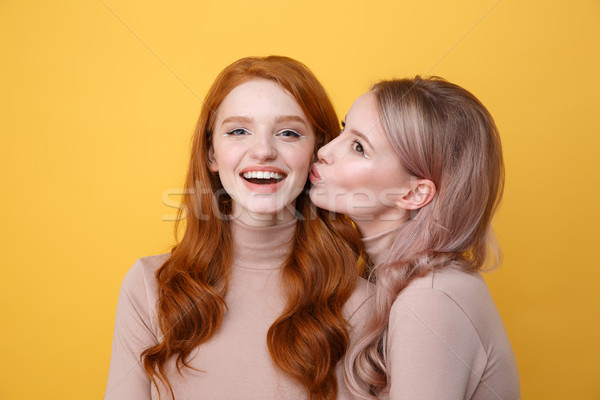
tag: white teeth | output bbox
[242,171,283,180]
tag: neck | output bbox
[352,217,406,238]
[233,205,297,228]
[230,217,297,269]
[360,223,403,266]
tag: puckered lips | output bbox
[309,164,323,184]
[240,166,287,193]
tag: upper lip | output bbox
[310,164,322,180]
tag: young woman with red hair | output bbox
[105,56,372,400]
[310,77,520,399]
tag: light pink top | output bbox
[362,228,520,400]
[106,218,373,400]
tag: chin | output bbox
[309,190,331,212]
[239,201,294,219]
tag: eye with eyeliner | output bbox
[225,128,251,136]
[352,140,364,153]
[277,129,302,138]
[352,139,370,158]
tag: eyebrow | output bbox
[274,115,308,125]
[220,115,309,128]
[221,116,253,125]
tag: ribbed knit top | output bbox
[106,218,373,400]
[360,227,520,400]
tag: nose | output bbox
[248,133,277,161]
[316,135,341,164]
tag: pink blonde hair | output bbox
[345,77,505,398]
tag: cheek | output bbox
[213,142,242,169]
[285,143,315,174]
[330,161,372,192]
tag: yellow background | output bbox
[1,1,598,399]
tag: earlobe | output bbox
[399,179,436,210]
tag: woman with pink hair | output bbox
[310,77,520,400]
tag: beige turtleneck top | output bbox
[362,227,520,400]
[105,218,373,400]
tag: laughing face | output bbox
[208,78,316,226]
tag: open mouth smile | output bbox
[239,167,288,192]
[241,170,286,185]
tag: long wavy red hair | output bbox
[141,56,363,399]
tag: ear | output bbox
[396,179,436,210]
[207,145,219,173]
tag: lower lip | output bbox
[241,177,286,193]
